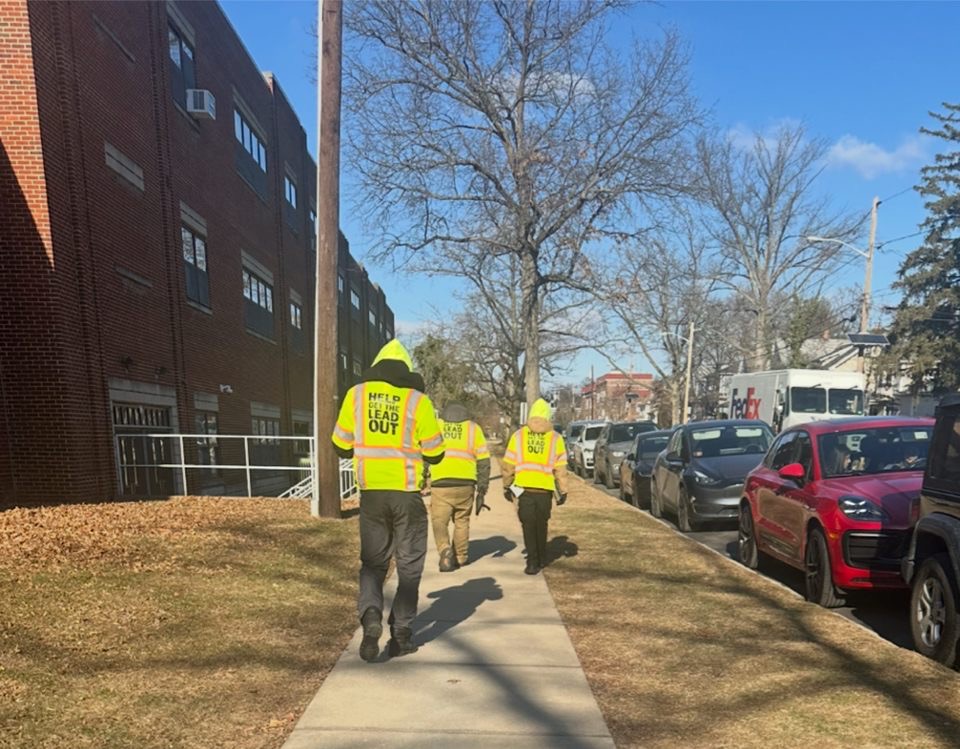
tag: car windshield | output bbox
[584,426,603,440]
[791,386,826,414]
[689,425,772,458]
[638,435,670,459]
[568,424,584,440]
[828,388,864,415]
[610,423,648,442]
[818,426,933,477]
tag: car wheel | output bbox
[649,479,662,518]
[910,553,959,667]
[804,527,844,608]
[604,462,615,489]
[618,479,626,502]
[738,502,759,570]
[677,488,697,532]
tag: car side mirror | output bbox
[627,452,635,461]
[778,463,805,482]
[666,450,680,462]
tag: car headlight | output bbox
[611,450,625,459]
[839,495,886,521]
[693,469,721,486]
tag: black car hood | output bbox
[692,454,765,483]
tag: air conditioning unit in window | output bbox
[186,89,216,120]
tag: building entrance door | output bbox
[113,403,175,497]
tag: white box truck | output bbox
[727,369,867,432]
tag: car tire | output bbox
[618,479,626,502]
[650,479,662,518]
[910,553,959,667]
[604,462,615,489]
[804,527,844,608]
[677,488,697,532]
[738,502,759,570]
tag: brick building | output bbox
[576,372,654,422]
[0,0,392,503]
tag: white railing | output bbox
[112,433,357,500]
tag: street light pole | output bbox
[683,321,695,424]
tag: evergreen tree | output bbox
[885,102,960,393]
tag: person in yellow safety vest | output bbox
[429,401,491,573]
[331,339,445,662]
[501,398,569,576]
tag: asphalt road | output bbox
[587,476,914,651]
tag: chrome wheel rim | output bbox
[805,538,824,598]
[917,577,946,648]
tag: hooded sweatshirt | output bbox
[331,339,441,464]
[500,398,568,496]
[430,401,491,494]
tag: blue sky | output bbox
[220,0,959,385]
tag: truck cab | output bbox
[902,393,960,666]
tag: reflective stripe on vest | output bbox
[351,383,425,491]
[514,428,557,491]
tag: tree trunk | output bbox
[752,308,769,371]
[521,250,540,407]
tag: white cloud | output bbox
[727,119,803,152]
[826,134,927,179]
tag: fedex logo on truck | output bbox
[731,387,762,420]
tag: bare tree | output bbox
[697,123,863,370]
[344,0,699,403]
[587,212,721,424]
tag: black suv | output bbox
[902,393,960,666]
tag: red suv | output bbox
[738,416,934,607]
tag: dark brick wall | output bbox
[0,0,392,504]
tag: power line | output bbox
[877,230,924,252]
[880,186,914,204]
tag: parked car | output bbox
[594,420,658,489]
[572,421,607,478]
[564,420,589,465]
[740,416,934,608]
[619,429,673,508]
[651,420,773,532]
[902,394,960,666]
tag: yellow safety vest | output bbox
[331,381,444,491]
[430,420,490,482]
[503,427,566,492]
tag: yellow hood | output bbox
[527,398,553,434]
[372,339,413,371]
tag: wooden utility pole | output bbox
[312,0,342,518]
[590,364,595,420]
[683,321,695,424]
[857,196,879,374]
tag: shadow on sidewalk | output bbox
[468,534,517,562]
[413,577,503,645]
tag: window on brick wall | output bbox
[350,288,361,312]
[242,267,274,339]
[353,355,363,377]
[337,273,344,305]
[195,411,219,477]
[309,208,317,251]
[284,176,297,208]
[167,25,195,110]
[181,226,210,308]
[234,109,267,172]
[290,301,302,329]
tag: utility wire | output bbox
[877,229,924,251]
[880,186,914,204]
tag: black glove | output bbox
[474,492,490,516]
[556,493,568,506]
[503,487,514,503]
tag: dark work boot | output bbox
[439,548,458,572]
[387,627,419,658]
[359,607,382,663]
[524,560,540,575]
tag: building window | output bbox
[252,417,280,445]
[181,226,210,307]
[337,274,344,304]
[350,289,361,310]
[242,267,274,339]
[195,411,218,476]
[339,347,348,372]
[234,109,267,172]
[290,301,302,329]
[309,208,317,251]
[284,176,297,208]
[167,25,195,110]
[368,310,378,328]
[353,356,363,377]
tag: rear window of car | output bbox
[689,425,772,457]
[610,423,648,442]
[638,435,669,459]
[818,425,933,478]
[584,426,603,440]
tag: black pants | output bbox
[357,490,428,631]
[518,490,552,567]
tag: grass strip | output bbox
[544,479,960,749]
[0,498,358,748]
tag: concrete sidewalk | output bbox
[283,471,614,749]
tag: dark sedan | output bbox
[650,420,774,531]
[619,430,673,509]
